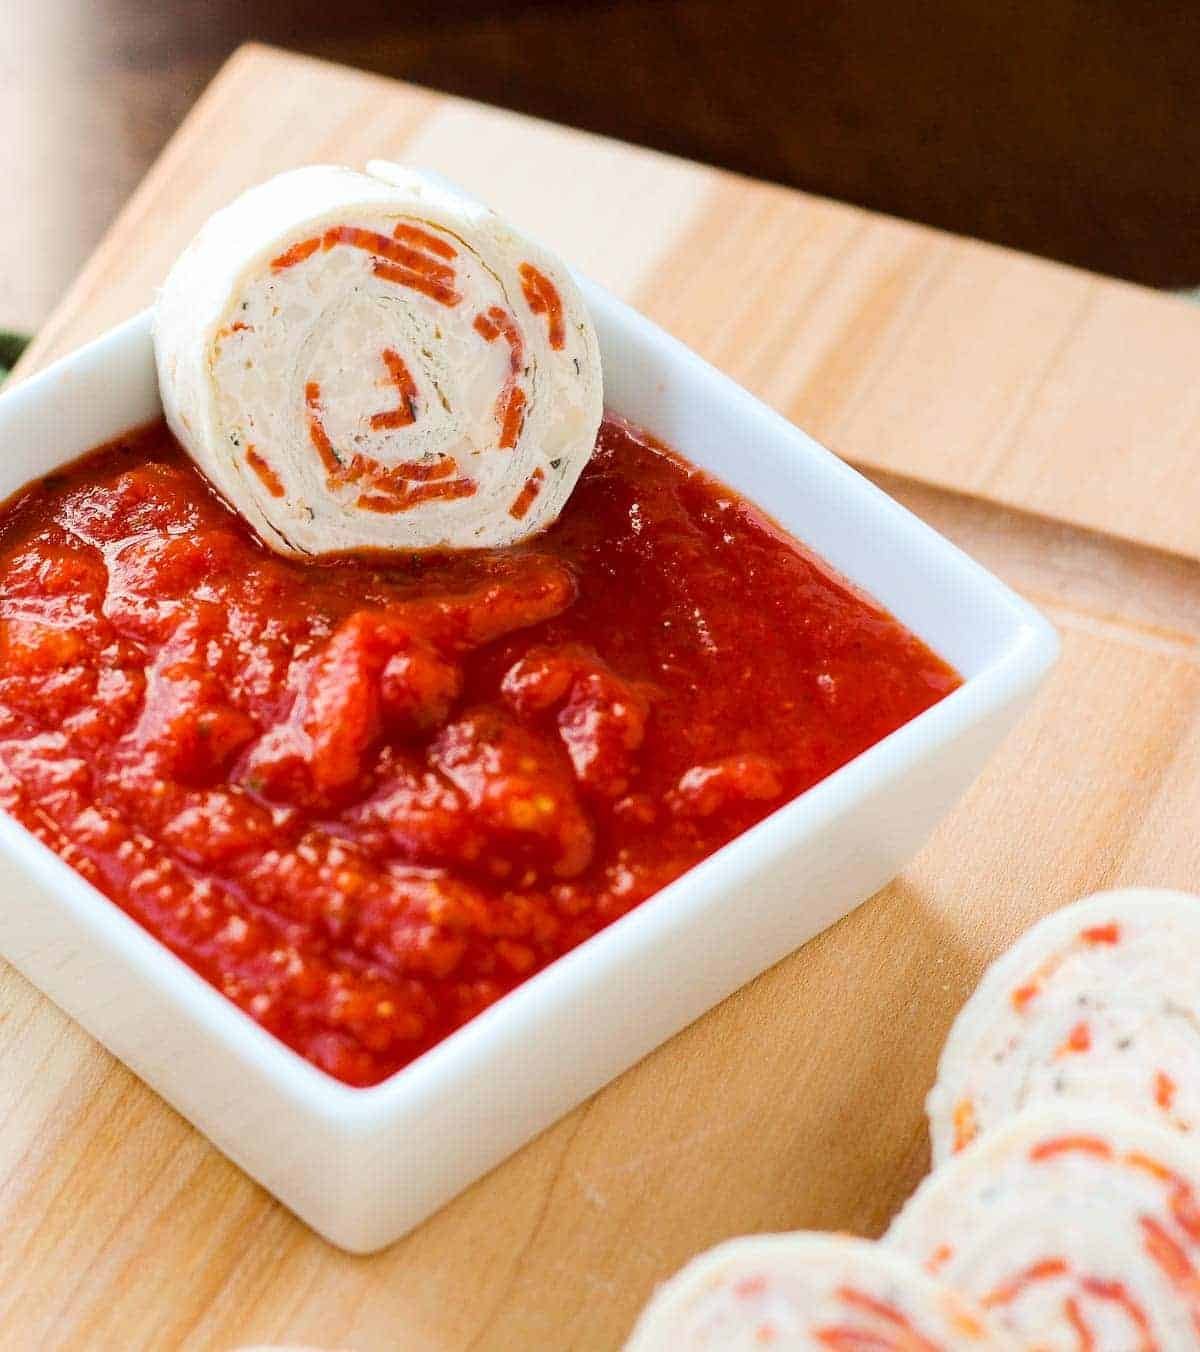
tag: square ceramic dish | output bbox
[0,282,1057,1251]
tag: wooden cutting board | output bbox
[9,43,1200,1351]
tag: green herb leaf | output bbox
[0,331,31,384]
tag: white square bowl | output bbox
[0,283,1057,1252]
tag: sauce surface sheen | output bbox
[0,417,959,1084]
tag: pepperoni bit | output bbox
[1078,1277,1156,1349]
[392,222,456,259]
[498,386,527,450]
[1156,1070,1178,1112]
[473,312,500,342]
[948,1307,985,1340]
[1012,950,1072,1014]
[373,261,461,307]
[1055,1020,1091,1057]
[475,308,525,374]
[1028,1134,1112,1162]
[1141,1216,1200,1297]
[507,469,544,523]
[1121,1148,1200,1243]
[1081,922,1121,945]
[358,456,459,490]
[813,1288,944,1352]
[1063,1295,1096,1351]
[305,382,341,476]
[1125,1149,1174,1183]
[519,261,566,349]
[1011,981,1038,1012]
[244,446,285,498]
[357,479,477,514]
[270,237,321,270]
[507,467,545,522]
[952,1098,978,1153]
[474,306,527,447]
[322,225,458,284]
[981,1256,1069,1307]
[814,1327,911,1351]
[925,1243,954,1275]
[1175,1192,1200,1245]
[308,365,476,510]
[314,222,462,303]
[733,1276,767,1298]
[369,349,420,430]
[835,1289,912,1328]
[405,478,477,505]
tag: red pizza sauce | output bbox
[0,417,959,1085]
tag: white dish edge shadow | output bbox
[0,281,1058,1252]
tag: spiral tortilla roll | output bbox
[624,1233,1017,1350]
[888,1104,1200,1349]
[154,163,602,556]
[927,888,1200,1163]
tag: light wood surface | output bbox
[7,1,1200,338]
[9,44,1200,1351]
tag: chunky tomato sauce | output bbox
[0,417,958,1084]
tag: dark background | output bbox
[4,0,1198,332]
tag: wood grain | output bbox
[6,0,1199,336]
[7,43,1200,1351]
[19,46,1200,567]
